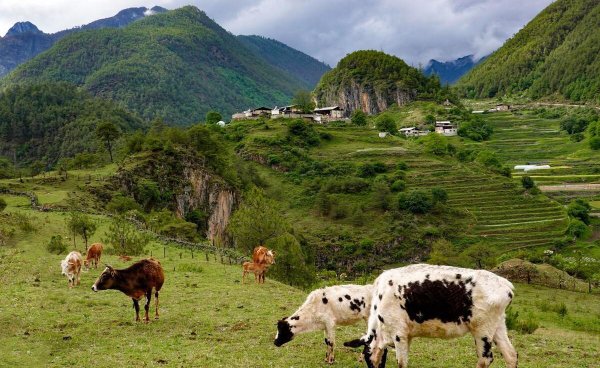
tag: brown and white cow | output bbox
[344,264,517,368]
[92,258,165,322]
[242,261,270,284]
[61,251,83,288]
[84,242,103,270]
[252,246,276,283]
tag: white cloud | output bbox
[0,0,555,65]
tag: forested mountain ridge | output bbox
[457,0,600,103]
[0,7,167,78]
[314,50,451,114]
[237,35,330,89]
[1,6,310,124]
[424,55,486,85]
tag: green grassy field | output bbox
[0,195,599,367]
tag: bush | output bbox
[458,119,493,141]
[590,137,600,150]
[47,235,67,254]
[375,114,397,133]
[424,133,448,155]
[398,191,433,214]
[390,180,406,192]
[521,176,535,189]
[505,308,539,334]
[323,177,370,193]
[372,180,392,211]
[567,199,591,224]
[566,219,589,239]
[104,217,150,256]
[431,187,448,204]
[351,110,367,126]
[205,111,222,125]
[357,162,387,177]
[106,194,142,214]
[0,198,6,212]
[287,120,320,146]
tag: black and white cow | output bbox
[344,264,517,368]
[274,284,373,364]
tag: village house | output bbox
[435,121,457,136]
[271,105,300,117]
[313,106,345,123]
[399,127,430,137]
[231,106,272,120]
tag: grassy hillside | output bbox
[237,35,330,89]
[1,6,308,125]
[0,186,598,367]
[457,0,600,103]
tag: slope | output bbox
[237,35,330,89]
[457,0,600,103]
[1,6,307,125]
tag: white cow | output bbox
[60,251,83,288]
[275,284,373,364]
[345,264,517,368]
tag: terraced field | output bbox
[402,155,568,250]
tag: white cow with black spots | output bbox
[344,264,517,368]
[274,284,373,364]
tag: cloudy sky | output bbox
[0,0,554,66]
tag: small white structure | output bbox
[272,105,299,117]
[399,127,430,137]
[216,120,226,127]
[435,121,457,136]
[378,132,388,138]
[496,103,511,111]
[472,110,485,114]
[514,164,551,172]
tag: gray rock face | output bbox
[5,22,42,37]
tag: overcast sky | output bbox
[0,0,554,66]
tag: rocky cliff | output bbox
[113,150,238,246]
[313,50,438,115]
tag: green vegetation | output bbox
[2,6,309,125]
[205,111,223,125]
[351,110,367,126]
[291,90,315,113]
[66,212,97,249]
[457,0,600,103]
[0,82,143,167]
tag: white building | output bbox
[399,127,430,137]
[435,121,457,136]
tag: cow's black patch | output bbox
[482,337,493,359]
[378,294,383,300]
[456,274,462,279]
[290,315,300,321]
[388,280,393,286]
[508,292,513,299]
[374,304,377,310]
[345,294,351,300]
[325,338,333,347]
[378,314,385,323]
[395,335,400,342]
[403,278,473,324]
[425,274,430,279]
[322,297,328,304]
[274,320,294,347]
[338,297,343,302]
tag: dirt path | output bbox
[539,183,600,192]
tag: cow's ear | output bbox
[344,338,365,348]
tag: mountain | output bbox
[457,0,600,103]
[237,35,330,89]
[424,55,486,85]
[0,7,167,78]
[0,82,144,165]
[313,50,446,115]
[2,6,308,125]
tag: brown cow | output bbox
[242,261,270,284]
[84,243,103,270]
[252,246,276,283]
[92,258,165,322]
[61,251,83,288]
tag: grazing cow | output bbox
[242,261,270,284]
[251,246,276,283]
[275,284,374,364]
[92,258,165,322]
[84,243,103,270]
[344,264,517,368]
[61,251,83,288]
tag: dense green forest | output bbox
[0,82,143,167]
[457,0,600,103]
[1,6,309,124]
[237,35,331,89]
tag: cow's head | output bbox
[83,259,90,270]
[60,260,69,275]
[91,265,117,292]
[265,250,276,265]
[274,317,294,346]
[344,337,388,368]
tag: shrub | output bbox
[106,194,142,214]
[458,119,493,141]
[47,235,67,254]
[424,133,448,155]
[13,213,35,232]
[315,189,332,216]
[390,180,406,192]
[0,198,6,212]
[521,176,535,189]
[566,219,589,239]
[104,217,150,256]
[375,114,397,133]
[372,180,392,211]
[287,120,320,146]
[323,177,370,193]
[567,199,591,224]
[351,110,367,126]
[357,162,387,177]
[557,303,568,318]
[398,191,433,214]
[396,161,408,171]
[590,137,600,150]
[431,187,448,204]
[505,308,539,334]
[205,111,222,125]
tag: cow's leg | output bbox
[474,334,494,368]
[144,291,151,323]
[132,299,140,322]
[494,320,517,368]
[154,290,160,319]
[324,324,336,364]
[393,335,410,368]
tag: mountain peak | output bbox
[5,22,42,37]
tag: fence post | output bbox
[205,252,209,262]
[164,247,166,258]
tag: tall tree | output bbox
[66,212,97,250]
[205,111,223,125]
[95,122,121,163]
[292,90,315,114]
